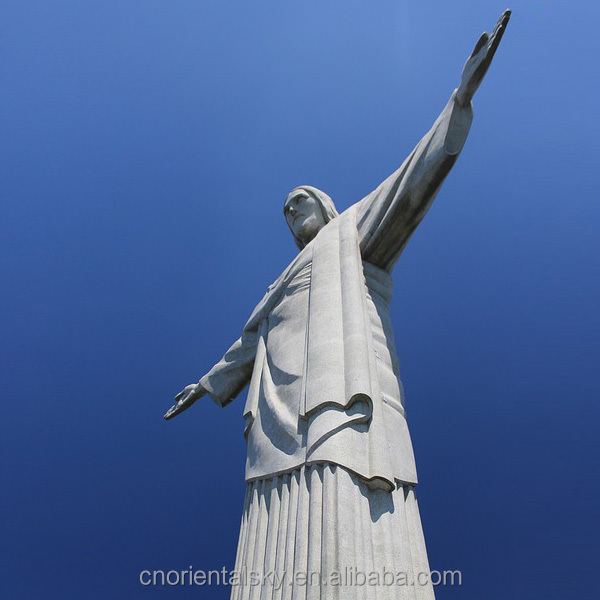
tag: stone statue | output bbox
[165,10,510,599]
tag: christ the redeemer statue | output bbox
[165,10,510,599]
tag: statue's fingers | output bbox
[164,404,181,420]
[180,393,194,406]
[487,10,510,52]
[488,11,510,58]
[491,9,511,33]
[492,11,511,42]
[469,32,489,59]
[490,13,502,37]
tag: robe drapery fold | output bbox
[201,211,401,490]
[199,90,474,492]
[231,465,436,600]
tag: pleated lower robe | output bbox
[231,464,435,600]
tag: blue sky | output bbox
[1,1,598,598]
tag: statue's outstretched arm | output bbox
[165,329,259,420]
[357,10,510,271]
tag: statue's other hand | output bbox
[457,8,511,106]
[164,383,205,420]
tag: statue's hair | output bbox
[285,185,339,249]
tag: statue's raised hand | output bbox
[164,383,205,420]
[457,9,511,107]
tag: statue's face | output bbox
[284,191,326,245]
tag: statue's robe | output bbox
[199,91,473,599]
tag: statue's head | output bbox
[284,185,339,249]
